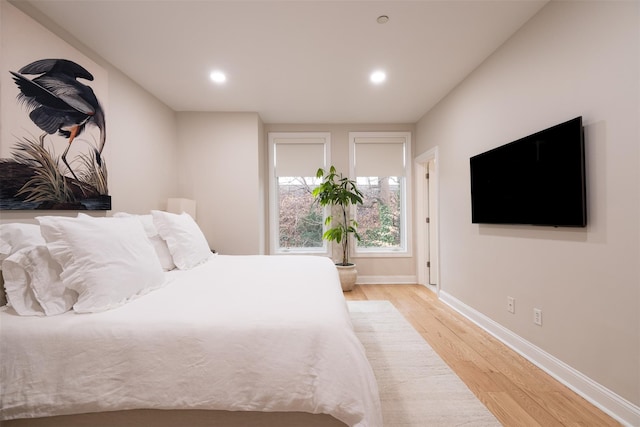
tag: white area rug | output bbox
[348,300,501,427]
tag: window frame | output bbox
[268,132,331,256]
[349,131,412,258]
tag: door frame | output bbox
[414,147,440,292]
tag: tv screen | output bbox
[470,116,586,227]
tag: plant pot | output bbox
[336,263,357,292]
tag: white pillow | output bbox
[151,210,212,270]
[113,212,176,271]
[2,245,76,316]
[38,215,165,313]
[0,223,45,261]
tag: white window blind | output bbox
[353,137,406,177]
[268,132,330,255]
[274,139,325,177]
[349,132,412,257]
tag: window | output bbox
[268,133,330,254]
[350,132,411,256]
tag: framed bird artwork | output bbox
[0,58,110,210]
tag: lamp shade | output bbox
[167,198,197,220]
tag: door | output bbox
[415,148,439,291]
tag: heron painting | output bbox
[0,58,110,210]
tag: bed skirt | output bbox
[2,409,347,427]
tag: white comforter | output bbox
[0,255,382,426]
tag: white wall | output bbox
[177,112,264,255]
[415,0,639,411]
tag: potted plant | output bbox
[312,166,364,291]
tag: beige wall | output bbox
[107,71,179,214]
[264,123,416,281]
[415,0,639,407]
[177,112,264,255]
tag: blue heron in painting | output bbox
[10,59,106,181]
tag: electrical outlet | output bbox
[534,308,542,326]
[507,297,515,314]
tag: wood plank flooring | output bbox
[344,284,621,427]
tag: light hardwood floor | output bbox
[344,284,621,427]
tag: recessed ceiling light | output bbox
[370,70,386,84]
[377,15,389,24]
[209,70,226,84]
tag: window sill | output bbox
[353,249,412,258]
[273,248,330,256]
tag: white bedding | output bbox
[0,255,382,426]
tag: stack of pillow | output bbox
[0,211,212,316]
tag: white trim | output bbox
[267,132,331,256]
[439,291,640,427]
[355,275,417,285]
[414,147,440,290]
[351,250,412,259]
[348,131,412,257]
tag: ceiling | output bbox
[17,0,548,124]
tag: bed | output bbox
[0,212,382,426]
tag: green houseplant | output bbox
[313,166,364,291]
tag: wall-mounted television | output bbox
[470,116,586,227]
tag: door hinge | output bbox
[426,217,430,223]
[427,261,431,268]
[425,172,429,179]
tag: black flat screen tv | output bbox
[470,116,586,227]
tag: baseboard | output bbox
[356,275,417,285]
[439,291,640,427]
